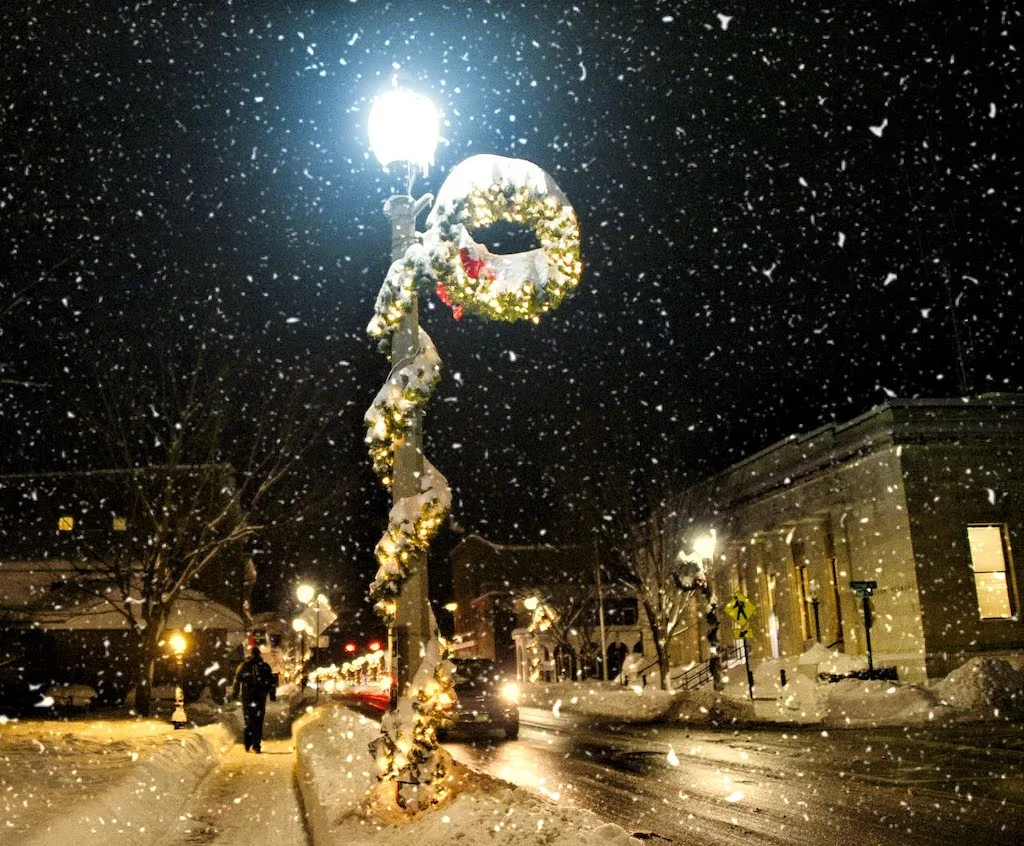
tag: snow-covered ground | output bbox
[522,652,1024,729]
[2,653,1022,845]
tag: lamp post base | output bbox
[171,686,188,729]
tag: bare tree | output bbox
[63,354,337,716]
[615,509,694,690]
[518,577,599,681]
[560,463,691,691]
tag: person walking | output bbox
[231,646,277,753]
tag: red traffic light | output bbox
[344,642,357,653]
[368,640,382,652]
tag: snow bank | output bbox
[820,679,947,726]
[521,681,678,723]
[931,656,1024,717]
[21,721,229,846]
[295,703,645,846]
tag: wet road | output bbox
[447,709,1024,845]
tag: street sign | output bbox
[733,627,750,640]
[850,580,877,597]
[724,592,756,624]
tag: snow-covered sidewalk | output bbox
[154,736,307,845]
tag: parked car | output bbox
[442,658,520,740]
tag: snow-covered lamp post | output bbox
[168,631,188,729]
[363,76,582,808]
[367,82,440,707]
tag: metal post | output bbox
[743,639,754,700]
[595,536,608,682]
[384,194,433,698]
[811,597,821,643]
[862,595,874,672]
[315,603,321,703]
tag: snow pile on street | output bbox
[517,649,1024,729]
[294,703,647,846]
[820,679,948,725]
[932,656,1024,715]
[521,680,678,722]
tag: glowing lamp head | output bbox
[522,596,539,612]
[168,633,187,656]
[292,618,307,633]
[367,84,439,174]
[693,533,717,561]
[296,583,315,605]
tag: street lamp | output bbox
[292,617,308,686]
[296,583,326,701]
[692,532,722,689]
[362,76,582,804]
[367,82,440,701]
[296,583,315,606]
[168,631,188,729]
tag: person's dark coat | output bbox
[231,647,277,752]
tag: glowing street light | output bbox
[168,631,188,729]
[693,533,717,562]
[361,73,582,804]
[368,84,440,177]
[691,531,721,690]
[296,584,329,701]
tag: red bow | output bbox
[435,282,465,321]
[459,247,495,280]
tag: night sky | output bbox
[2,1,1021,613]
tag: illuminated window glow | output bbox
[58,515,74,532]
[967,525,1015,620]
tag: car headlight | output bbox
[500,681,520,703]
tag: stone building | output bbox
[668,395,1024,683]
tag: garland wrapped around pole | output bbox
[365,154,582,808]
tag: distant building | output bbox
[664,395,1024,683]
[0,469,248,706]
[449,534,644,682]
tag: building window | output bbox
[112,515,127,531]
[967,525,1015,620]
[603,597,638,626]
[57,515,75,532]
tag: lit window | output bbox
[58,515,75,532]
[112,516,127,531]
[967,525,1014,620]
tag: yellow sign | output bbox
[724,592,756,624]
[733,627,751,640]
